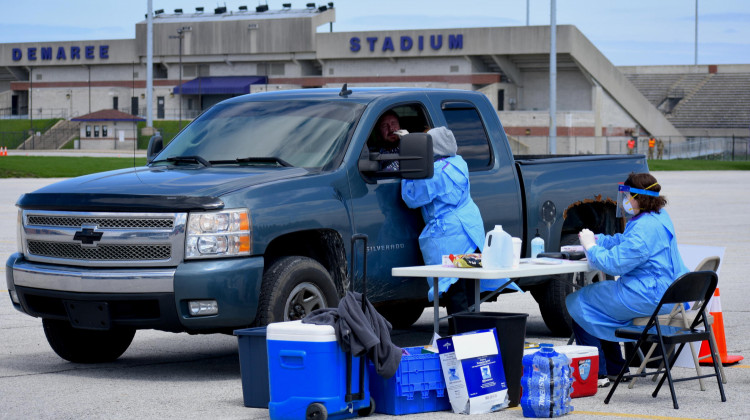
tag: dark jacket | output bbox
[303,291,402,378]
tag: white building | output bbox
[1,4,748,153]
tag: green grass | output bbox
[0,154,747,178]
[0,156,147,178]
[648,159,750,171]
[0,119,62,149]
[137,120,187,149]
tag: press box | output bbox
[266,320,370,420]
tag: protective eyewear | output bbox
[617,183,659,198]
[616,183,658,218]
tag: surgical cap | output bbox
[429,127,457,157]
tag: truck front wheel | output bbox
[256,256,339,325]
[42,319,135,363]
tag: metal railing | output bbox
[506,135,749,161]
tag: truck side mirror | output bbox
[399,133,434,179]
[147,135,163,163]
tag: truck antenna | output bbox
[339,83,352,97]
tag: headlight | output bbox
[186,209,251,259]
[16,210,23,254]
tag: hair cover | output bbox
[429,126,457,157]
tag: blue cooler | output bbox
[267,320,373,420]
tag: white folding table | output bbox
[392,258,597,333]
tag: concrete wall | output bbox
[135,12,333,57]
[520,69,592,111]
[325,57,469,77]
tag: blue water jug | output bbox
[520,344,574,418]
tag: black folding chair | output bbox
[603,271,727,409]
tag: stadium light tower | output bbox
[549,0,557,154]
[694,0,699,66]
[170,26,192,129]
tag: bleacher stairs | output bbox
[20,119,79,150]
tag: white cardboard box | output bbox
[437,328,509,414]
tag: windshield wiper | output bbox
[165,155,211,167]
[233,156,293,167]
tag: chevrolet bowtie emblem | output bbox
[73,228,103,245]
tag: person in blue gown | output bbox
[566,172,689,384]
[401,127,506,315]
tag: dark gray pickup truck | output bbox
[6,87,648,362]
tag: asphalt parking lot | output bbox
[1,171,747,420]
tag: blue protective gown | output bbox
[566,210,689,342]
[401,156,506,301]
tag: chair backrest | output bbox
[658,271,718,322]
[695,255,720,272]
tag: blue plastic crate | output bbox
[368,346,451,415]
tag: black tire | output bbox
[376,303,425,329]
[42,319,135,363]
[256,256,339,325]
[530,234,580,337]
[357,396,376,417]
[306,402,328,420]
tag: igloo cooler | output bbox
[554,345,599,398]
[266,320,373,419]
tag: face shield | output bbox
[616,183,659,217]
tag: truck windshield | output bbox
[152,100,365,169]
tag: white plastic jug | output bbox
[483,225,514,269]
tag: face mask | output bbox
[622,197,635,215]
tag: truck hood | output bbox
[17,166,310,212]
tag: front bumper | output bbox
[6,253,265,333]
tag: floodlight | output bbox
[239,5,248,11]
[256,5,268,12]
[174,8,183,14]
[318,5,327,12]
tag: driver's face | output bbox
[378,114,401,143]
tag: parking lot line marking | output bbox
[572,411,709,420]
[508,407,706,419]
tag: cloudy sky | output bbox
[2,0,749,66]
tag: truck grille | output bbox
[27,241,171,261]
[22,211,186,267]
[27,215,173,229]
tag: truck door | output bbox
[346,103,430,304]
[438,100,524,239]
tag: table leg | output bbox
[433,277,439,334]
[474,279,480,313]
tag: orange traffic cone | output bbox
[1,146,6,156]
[699,288,744,365]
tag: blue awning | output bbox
[173,76,267,95]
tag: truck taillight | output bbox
[185,209,252,259]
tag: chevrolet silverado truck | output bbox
[6,87,648,362]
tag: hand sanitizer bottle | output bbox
[531,229,545,258]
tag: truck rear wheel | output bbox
[42,319,135,363]
[530,234,580,337]
[376,303,425,329]
[256,256,339,325]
